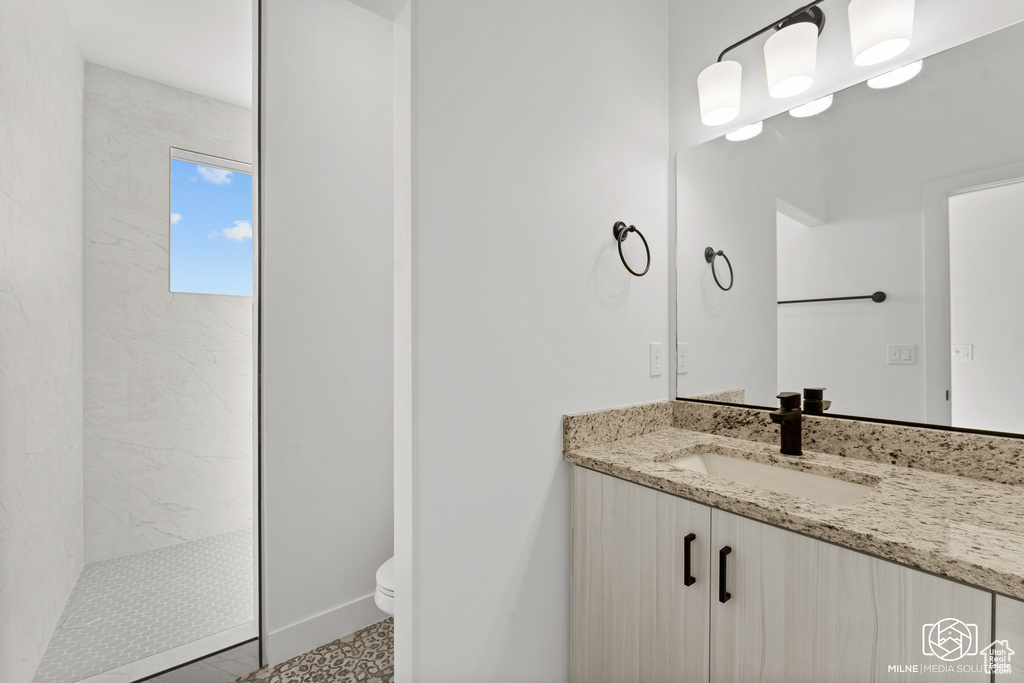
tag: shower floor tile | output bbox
[33,529,254,683]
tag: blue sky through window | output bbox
[170,158,253,296]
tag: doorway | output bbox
[947,178,1024,433]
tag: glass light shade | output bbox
[764,22,818,99]
[789,93,833,117]
[697,60,742,126]
[725,121,763,142]
[849,0,915,66]
[867,60,922,89]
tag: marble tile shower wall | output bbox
[0,1,85,681]
[83,64,253,563]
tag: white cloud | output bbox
[197,166,233,185]
[211,220,253,242]
[170,213,182,224]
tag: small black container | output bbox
[803,387,831,415]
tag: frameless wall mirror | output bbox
[6,2,261,682]
[675,15,1024,436]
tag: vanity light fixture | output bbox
[867,59,922,89]
[849,0,915,66]
[764,17,821,98]
[697,2,825,125]
[725,120,763,142]
[698,0,915,125]
[697,61,743,126]
[789,93,834,117]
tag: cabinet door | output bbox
[996,595,1024,682]
[711,509,992,682]
[571,466,711,683]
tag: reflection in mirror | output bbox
[2,1,259,682]
[676,17,1024,435]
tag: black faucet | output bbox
[803,387,831,415]
[769,392,802,456]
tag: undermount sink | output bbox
[667,449,874,506]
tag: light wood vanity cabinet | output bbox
[571,465,711,683]
[712,508,991,682]
[572,466,995,682]
[996,596,1024,682]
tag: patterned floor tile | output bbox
[33,530,254,683]
[231,619,394,683]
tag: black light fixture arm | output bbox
[717,0,827,63]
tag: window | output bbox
[169,148,253,296]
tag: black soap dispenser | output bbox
[803,387,832,415]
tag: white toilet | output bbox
[374,556,395,616]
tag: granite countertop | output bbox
[563,415,1024,601]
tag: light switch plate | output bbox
[650,343,664,376]
[951,344,974,361]
[887,344,917,365]
[677,343,688,374]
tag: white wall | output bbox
[82,64,254,563]
[261,0,395,664]
[0,1,84,681]
[949,180,1024,433]
[392,2,413,680]
[406,1,669,679]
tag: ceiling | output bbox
[348,0,407,21]
[64,0,253,108]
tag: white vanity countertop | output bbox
[563,402,1024,601]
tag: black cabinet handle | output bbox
[683,533,696,586]
[719,546,732,603]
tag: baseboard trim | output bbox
[266,594,385,665]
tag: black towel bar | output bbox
[777,291,886,305]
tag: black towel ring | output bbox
[613,222,650,277]
[705,247,734,291]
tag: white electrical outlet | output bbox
[677,343,688,374]
[887,344,917,365]
[951,344,974,361]
[650,343,664,376]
